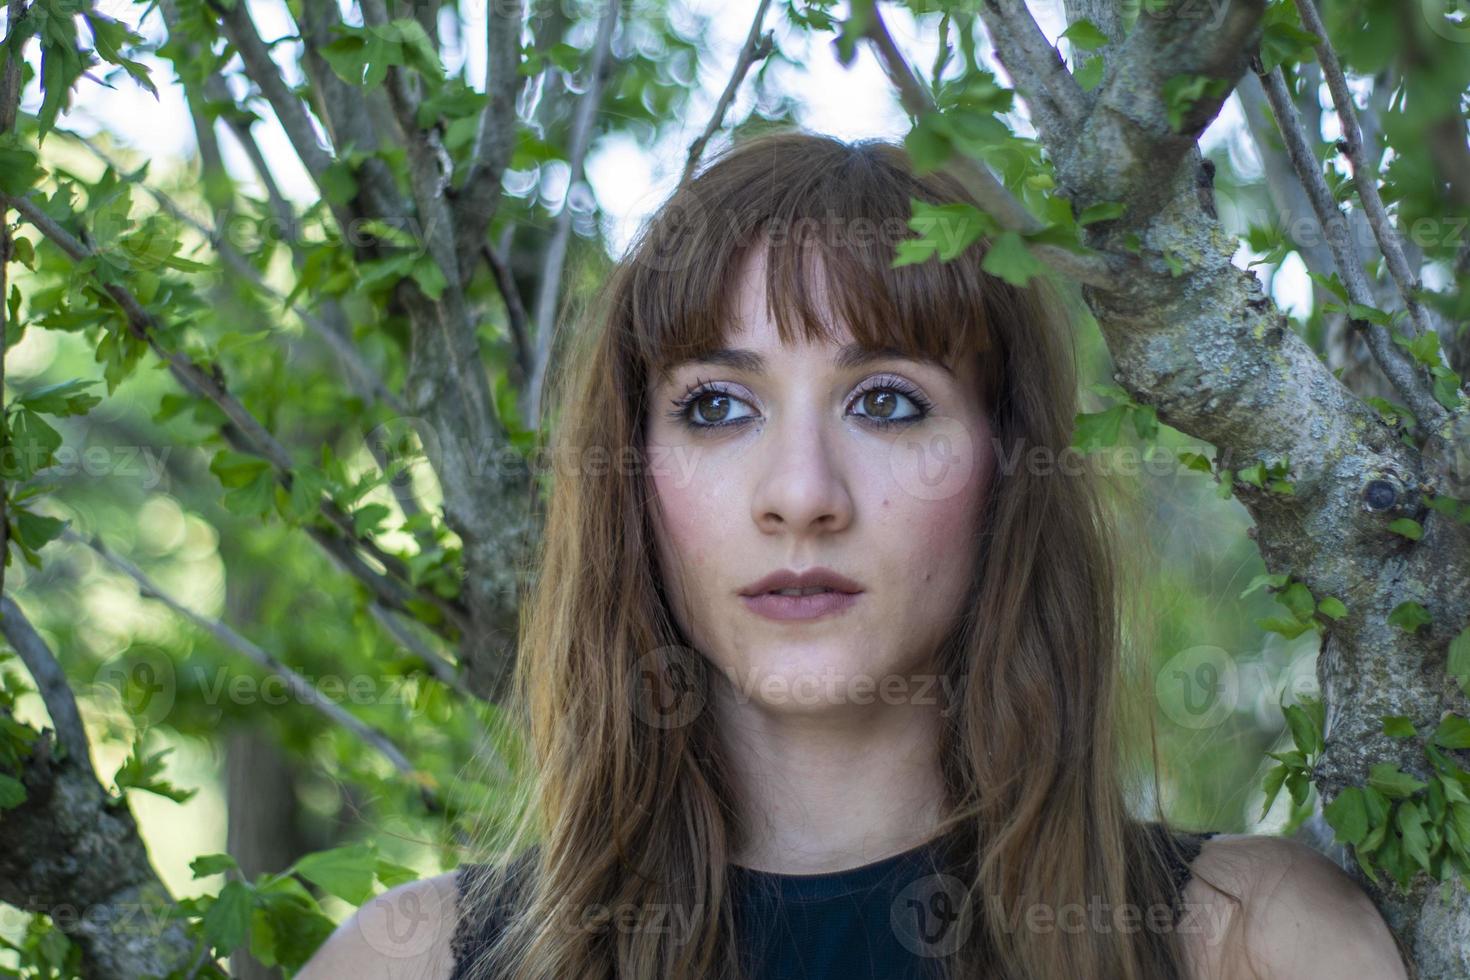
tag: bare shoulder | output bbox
[1176,833,1410,980]
[296,871,462,980]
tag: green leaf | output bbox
[1076,201,1125,226]
[1387,518,1423,540]
[411,255,448,300]
[980,231,1043,287]
[252,886,336,970]
[1162,73,1230,132]
[352,503,392,537]
[1432,714,1470,750]
[1381,715,1416,738]
[1388,601,1432,633]
[1284,701,1324,757]
[1074,55,1104,92]
[17,378,102,417]
[904,113,953,175]
[210,450,272,489]
[1316,596,1347,620]
[11,410,62,476]
[1278,582,1317,623]
[113,737,196,804]
[893,201,992,269]
[1397,800,1432,872]
[0,144,40,195]
[1260,762,1289,819]
[1176,450,1213,474]
[13,508,69,552]
[375,859,419,889]
[223,468,277,519]
[191,853,240,878]
[1240,573,1289,599]
[203,881,254,953]
[1348,302,1393,327]
[1449,626,1470,696]
[0,772,25,810]
[1060,19,1109,50]
[1071,404,1127,452]
[1257,615,1313,639]
[1324,787,1369,846]
[1368,762,1427,799]
[1259,19,1321,73]
[291,842,378,905]
[1286,768,1310,807]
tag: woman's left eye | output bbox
[848,383,931,427]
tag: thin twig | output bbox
[1295,0,1438,342]
[63,529,432,794]
[456,0,529,270]
[65,130,407,416]
[206,0,348,230]
[483,237,533,391]
[1255,62,1447,432]
[679,0,775,188]
[1,191,469,631]
[977,0,1086,143]
[524,0,621,431]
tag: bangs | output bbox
[623,133,1004,399]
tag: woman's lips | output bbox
[739,591,861,622]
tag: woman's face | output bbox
[644,248,994,715]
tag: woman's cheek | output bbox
[650,466,728,637]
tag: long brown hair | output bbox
[455,128,1240,979]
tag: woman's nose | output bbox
[749,413,855,536]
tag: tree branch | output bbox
[524,0,621,431]
[206,0,352,231]
[0,191,469,633]
[483,236,533,391]
[0,599,194,979]
[456,0,529,267]
[862,4,1129,289]
[679,0,775,188]
[65,130,407,417]
[1255,63,1448,432]
[1053,0,1265,221]
[62,529,436,806]
[0,596,93,778]
[1295,0,1439,343]
[976,0,1087,144]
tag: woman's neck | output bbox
[714,676,950,874]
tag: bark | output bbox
[954,1,1470,973]
[0,602,195,978]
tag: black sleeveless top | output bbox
[449,823,1220,979]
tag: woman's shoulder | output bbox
[1176,832,1410,980]
[295,871,463,980]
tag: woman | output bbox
[300,131,1412,979]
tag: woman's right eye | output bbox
[670,387,757,428]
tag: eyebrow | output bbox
[668,343,954,377]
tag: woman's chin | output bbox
[711,655,926,714]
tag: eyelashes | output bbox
[663,374,935,432]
